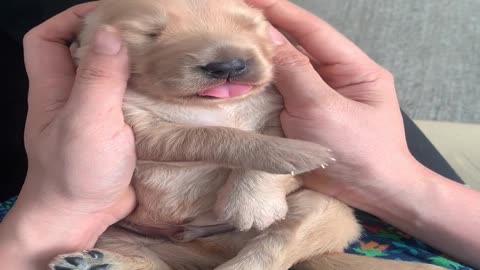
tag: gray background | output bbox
[291,0,480,123]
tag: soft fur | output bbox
[50,0,444,269]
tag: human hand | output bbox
[248,0,422,212]
[0,2,136,267]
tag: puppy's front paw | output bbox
[49,249,115,270]
[215,187,288,231]
[215,258,266,270]
[266,139,335,175]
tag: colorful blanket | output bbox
[346,211,473,270]
[0,197,16,222]
[0,197,473,270]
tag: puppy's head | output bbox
[77,0,274,102]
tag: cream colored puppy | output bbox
[50,0,444,269]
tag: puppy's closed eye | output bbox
[136,28,164,41]
[117,18,166,43]
[118,25,164,47]
[145,32,160,39]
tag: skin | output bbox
[0,3,136,269]
[0,0,479,269]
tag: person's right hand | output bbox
[247,0,423,212]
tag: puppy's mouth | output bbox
[197,82,253,99]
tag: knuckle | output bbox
[77,65,114,83]
[23,29,38,47]
[358,66,395,86]
[381,68,395,82]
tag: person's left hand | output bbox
[0,2,136,267]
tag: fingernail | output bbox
[269,26,286,46]
[93,25,122,55]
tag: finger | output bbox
[23,2,97,113]
[302,173,341,200]
[269,27,342,112]
[106,185,137,222]
[65,26,129,121]
[247,0,372,65]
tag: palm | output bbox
[279,61,402,200]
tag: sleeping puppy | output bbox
[50,0,444,269]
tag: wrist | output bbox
[356,154,435,228]
[354,156,480,267]
[0,194,110,268]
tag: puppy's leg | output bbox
[126,113,334,174]
[49,248,169,270]
[294,253,446,270]
[214,190,362,270]
[213,123,300,231]
[50,226,241,270]
[50,226,174,270]
[215,169,299,231]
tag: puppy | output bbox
[50,0,444,269]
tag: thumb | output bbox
[66,25,129,119]
[269,27,340,112]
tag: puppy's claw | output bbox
[87,250,104,260]
[269,140,336,174]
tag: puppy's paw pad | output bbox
[49,250,112,270]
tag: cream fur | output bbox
[50,1,444,269]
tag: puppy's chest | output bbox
[173,104,261,130]
[148,101,272,131]
[124,89,282,131]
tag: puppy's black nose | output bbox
[203,59,247,79]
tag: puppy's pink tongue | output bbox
[199,83,253,98]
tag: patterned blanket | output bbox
[0,197,473,270]
[347,211,473,270]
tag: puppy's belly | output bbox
[127,161,231,225]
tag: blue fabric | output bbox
[346,211,473,270]
[0,197,473,269]
[0,196,16,222]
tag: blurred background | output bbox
[293,0,479,123]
